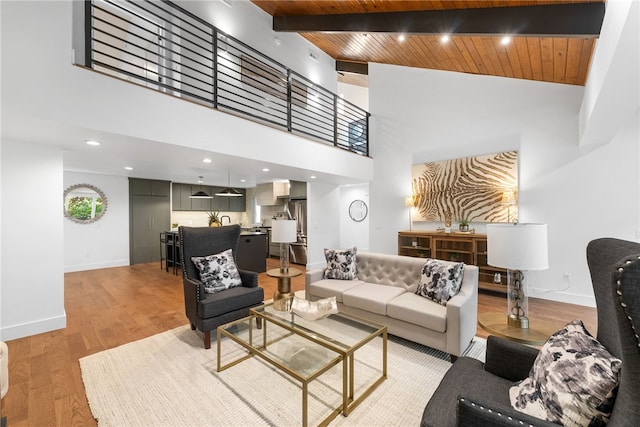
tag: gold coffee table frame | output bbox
[217,302,387,426]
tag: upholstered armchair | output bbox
[179,225,264,349]
[422,237,640,426]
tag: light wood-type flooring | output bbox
[2,258,596,426]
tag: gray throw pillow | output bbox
[191,249,242,294]
[323,247,357,280]
[415,259,464,305]
[509,320,621,426]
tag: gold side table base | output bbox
[267,268,301,311]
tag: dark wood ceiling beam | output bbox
[336,60,368,75]
[273,3,605,38]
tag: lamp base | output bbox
[507,314,529,329]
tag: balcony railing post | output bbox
[287,70,292,132]
[213,29,218,109]
[333,94,338,147]
[84,0,92,67]
[365,114,370,157]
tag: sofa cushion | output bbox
[324,247,358,280]
[308,279,365,303]
[415,259,465,306]
[342,283,406,315]
[387,292,447,332]
[509,320,621,426]
[191,249,242,294]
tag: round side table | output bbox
[478,312,559,346]
[267,268,301,311]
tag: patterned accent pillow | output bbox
[323,247,357,280]
[415,259,465,305]
[191,249,242,294]
[509,320,621,426]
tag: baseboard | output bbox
[64,259,129,273]
[0,312,66,341]
[528,289,596,308]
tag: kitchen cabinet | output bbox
[130,178,170,264]
[289,180,307,199]
[131,178,170,197]
[236,233,267,273]
[172,183,246,212]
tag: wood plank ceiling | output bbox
[252,0,605,86]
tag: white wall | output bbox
[63,172,129,272]
[307,181,341,270]
[340,184,370,251]
[1,140,66,340]
[337,82,369,111]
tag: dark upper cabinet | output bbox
[131,178,171,196]
[289,180,307,199]
[171,183,245,212]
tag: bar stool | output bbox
[160,231,168,270]
[172,232,182,275]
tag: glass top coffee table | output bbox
[217,301,387,426]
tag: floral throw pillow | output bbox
[415,259,464,305]
[509,320,621,427]
[191,249,242,294]
[323,247,357,280]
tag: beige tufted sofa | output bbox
[305,252,479,357]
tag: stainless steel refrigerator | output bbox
[286,200,307,265]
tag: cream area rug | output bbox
[80,325,485,426]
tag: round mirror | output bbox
[64,184,108,224]
[348,199,368,222]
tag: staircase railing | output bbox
[84,0,370,156]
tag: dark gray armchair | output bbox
[179,225,264,349]
[422,238,640,426]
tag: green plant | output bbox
[459,218,470,227]
[208,211,221,226]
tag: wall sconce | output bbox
[405,196,415,231]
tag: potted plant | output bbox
[208,211,221,227]
[459,218,470,232]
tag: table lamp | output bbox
[486,223,548,329]
[271,219,297,273]
[405,196,415,231]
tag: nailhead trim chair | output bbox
[421,237,640,426]
[179,225,264,349]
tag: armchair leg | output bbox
[190,323,196,331]
[450,355,458,363]
[256,317,263,329]
[203,331,211,349]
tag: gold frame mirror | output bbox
[63,183,108,224]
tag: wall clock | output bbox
[348,199,368,222]
[348,119,366,145]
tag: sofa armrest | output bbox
[305,269,325,300]
[239,269,259,288]
[445,265,479,356]
[457,396,556,427]
[484,336,539,381]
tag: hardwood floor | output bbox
[2,258,595,426]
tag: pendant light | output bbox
[190,176,213,199]
[215,172,242,197]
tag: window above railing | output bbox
[84,0,370,156]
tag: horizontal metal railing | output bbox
[85,0,369,156]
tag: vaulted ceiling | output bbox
[252,0,606,86]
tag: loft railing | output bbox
[84,0,370,156]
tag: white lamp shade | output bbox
[487,223,549,270]
[271,220,297,243]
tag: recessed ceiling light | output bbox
[124,166,133,171]
[262,168,270,172]
[203,158,212,163]
[86,140,100,146]
[274,37,281,46]
[310,175,316,179]
[441,34,450,44]
[501,36,512,46]
[240,179,246,183]
[398,34,406,42]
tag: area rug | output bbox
[80,325,485,426]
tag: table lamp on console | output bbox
[270,219,299,311]
[486,223,549,329]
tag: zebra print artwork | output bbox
[412,151,518,223]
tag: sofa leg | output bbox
[450,354,458,363]
[190,323,196,331]
[203,331,211,349]
[256,317,263,329]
